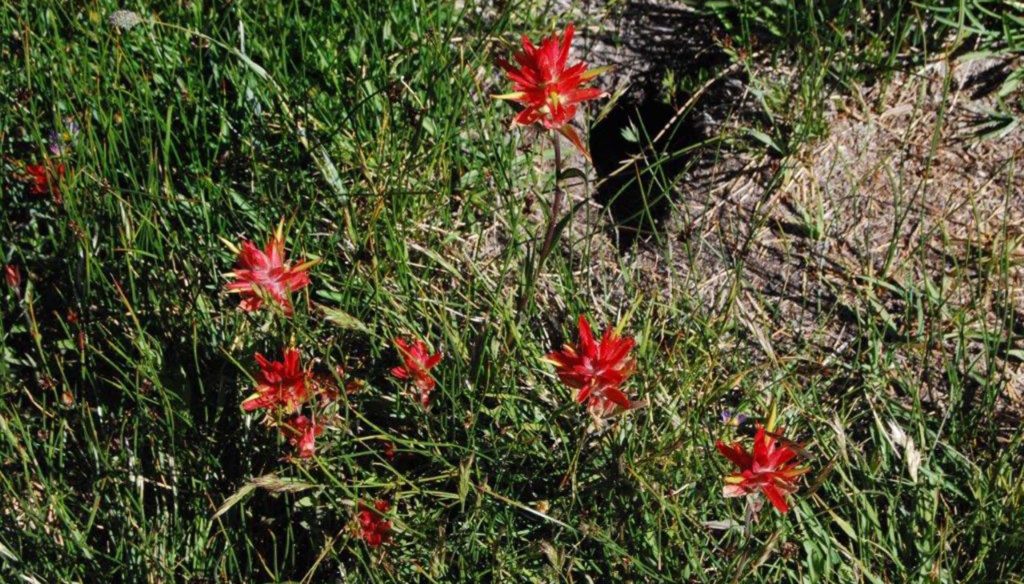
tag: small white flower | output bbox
[108,10,142,31]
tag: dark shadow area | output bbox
[584,2,758,250]
[590,100,699,248]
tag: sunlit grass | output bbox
[1,0,1023,581]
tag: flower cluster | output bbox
[390,337,442,407]
[716,424,809,514]
[543,316,809,514]
[545,315,636,416]
[495,23,607,156]
[242,348,311,413]
[357,500,393,548]
[5,20,819,563]
[225,225,315,316]
[496,26,811,514]
[242,348,335,459]
[214,23,814,561]
[224,227,445,545]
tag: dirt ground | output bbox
[534,1,1024,419]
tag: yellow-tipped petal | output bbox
[492,91,526,101]
[580,65,613,81]
[275,218,285,242]
[291,258,322,272]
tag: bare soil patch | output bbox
[549,2,1024,418]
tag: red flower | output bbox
[225,228,314,316]
[4,264,21,290]
[382,441,396,460]
[357,500,392,548]
[25,163,65,203]
[242,349,312,413]
[390,337,442,406]
[280,414,322,459]
[716,424,809,514]
[545,315,635,414]
[495,23,607,153]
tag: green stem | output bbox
[514,132,564,318]
[537,133,565,269]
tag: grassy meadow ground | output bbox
[2,0,1024,582]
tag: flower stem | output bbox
[537,132,564,269]
[514,131,564,317]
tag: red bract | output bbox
[716,424,809,514]
[495,23,606,152]
[390,337,442,406]
[280,414,322,459]
[357,500,392,548]
[4,264,21,290]
[225,228,314,316]
[545,315,635,415]
[242,349,311,413]
[25,163,65,203]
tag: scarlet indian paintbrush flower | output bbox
[25,163,65,203]
[495,23,607,156]
[242,348,312,414]
[224,223,316,316]
[544,315,636,415]
[279,413,322,459]
[716,424,809,514]
[390,337,442,407]
[357,500,392,548]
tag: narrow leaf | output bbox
[322,306,369,332]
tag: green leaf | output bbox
[997,68,1023,98]
[322,306,369,332]
[458,455,474,508]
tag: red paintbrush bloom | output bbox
[716,424,809,514]
[25,163,65,203]
[4,264,21,290]
[390,337,442,407]
[357,500,392,548]
[495,23,607,152]
[280,414,322,459]
[242,348,312,413]
[225,226,314,316]
[545,315,635,415]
